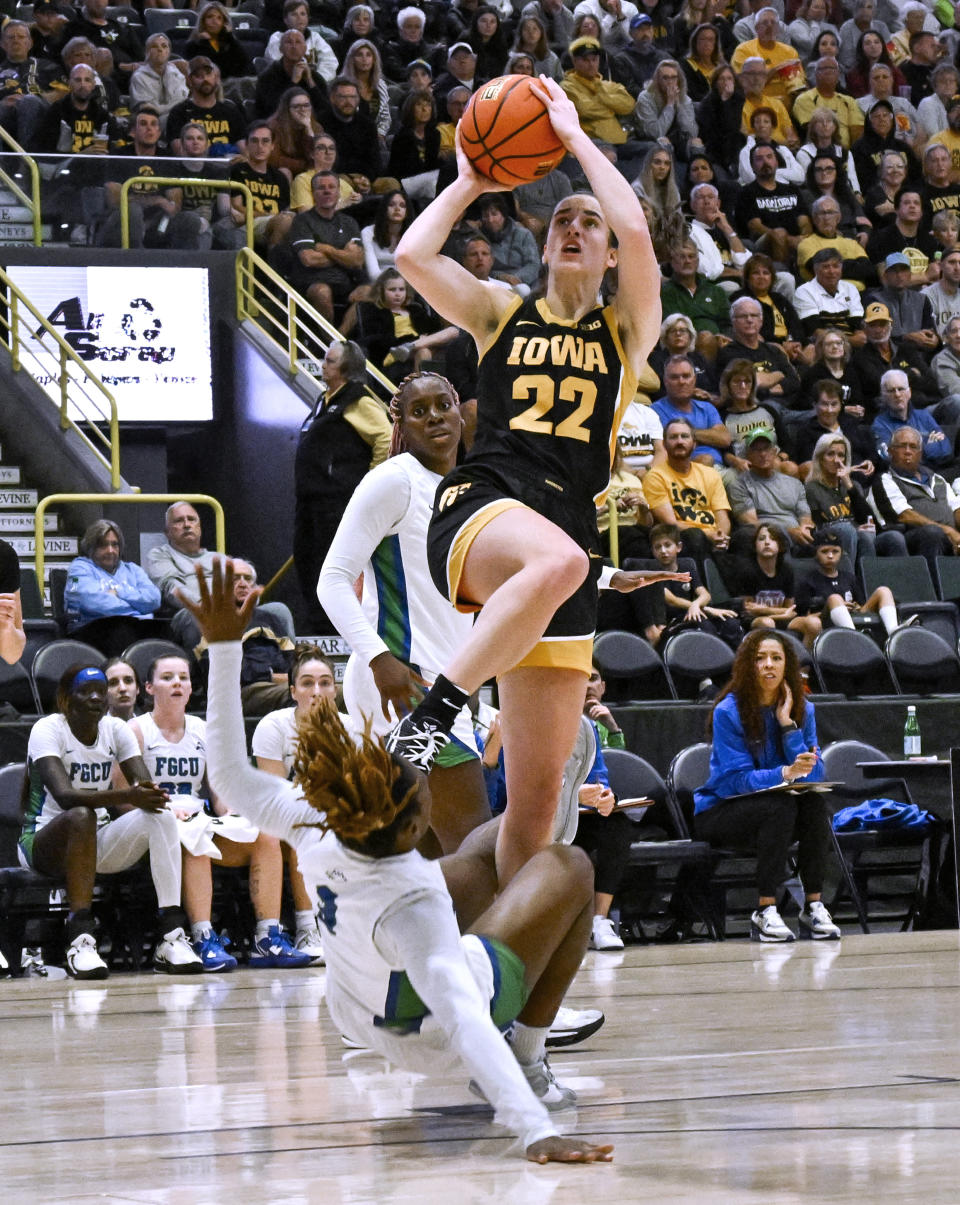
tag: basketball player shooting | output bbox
[389,76,664,885]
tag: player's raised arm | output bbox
[529,76,661,373]
[395,134,515,344]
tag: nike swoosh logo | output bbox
[515,320,538,327]
[588,551,603,559]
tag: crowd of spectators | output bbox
[10,0,960,975]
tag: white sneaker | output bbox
[295,925,326,966]
[750,905,796,943]
[521,1056,577,1110]
[469,1055,577,1111]
[153,926,204,974]
[798,900,841,940]
[66,932,109,979]
[546,1005,605,1048]
[590,914,625,951]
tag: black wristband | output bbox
[780,722,798,733]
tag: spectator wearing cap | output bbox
[855,62,923,145]
[731,8,803,104]
[866,252,938,349]
[727,427,816,551]
[928,94,960,181]
[560,35,646,177]
[851,98,919,196]
[572,0,639,53]
[793,59,864,151]
[851,302,943,419]
[521,0,577,55]
[871,423,960,571]
[865,186,939,284]
[432,43,478,105]
[166,57,246,155]
[609,13,666,93]
[383,7,443,84]
[794,248,867,342]
[871,369,959,469]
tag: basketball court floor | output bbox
[3,930,960,1204]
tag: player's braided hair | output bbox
[293,698,419,853]
[388,371,461,457]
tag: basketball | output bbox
[460,75,565,187]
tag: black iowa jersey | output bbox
[471,294,636,503]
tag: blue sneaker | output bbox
[193,931,238,972]
[249,925,313,969]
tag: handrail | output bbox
[119,177,255,250]
[0,126,42,246]
[235,246,395,397]
[33,493,226,586]
[0,267,121,488]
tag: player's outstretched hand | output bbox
[175,558,261,645]
[608,569,691,593]
[526,1136,614,1164]
[529,76,584,150]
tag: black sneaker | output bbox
[385,714,451,772]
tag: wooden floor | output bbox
[4,931,960,1203]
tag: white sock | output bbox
[830,605,855,630]
[191,921,213,942]
[256,918,279,939]
[879,604,898,635]
[508,1021,549,1066]
[295,909,315,936]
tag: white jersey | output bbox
[252,705,360,777]
[206,642,555,1151]
[22,713,140,849]
[317,453,475,736]
[132,712,207,800]
[616,401,663,475]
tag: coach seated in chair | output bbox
[63,520,170,656]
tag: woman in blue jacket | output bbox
[64,520,164,654]
[693,629,840,943]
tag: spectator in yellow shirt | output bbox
[732,8,804,103]
[792,58,865,149]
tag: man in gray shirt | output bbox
[147,501,293,649]
[727,427,815,551]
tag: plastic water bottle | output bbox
[903,705,921,759]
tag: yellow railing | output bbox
[33,493,226,585]
[0,267,121,488]
[0,127,41,246]
[235,246,394,395]
[120,177,255,250]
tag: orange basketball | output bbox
[460,75,565,187]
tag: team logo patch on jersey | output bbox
[438,482,472,512]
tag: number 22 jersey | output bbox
[472,294,637,503]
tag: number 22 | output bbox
[509,374,598,443]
